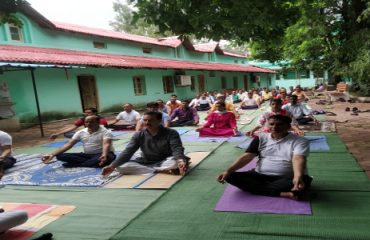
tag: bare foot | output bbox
[280,191,298,200]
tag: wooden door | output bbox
[198,75,205,94]
[77,75,99,111]
[243,75,248,90]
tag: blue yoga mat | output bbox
[236,137,254,149]
[304,135,330,151]
[111,131,129,137]
[181,130,229,143]
[42,140,83,148]
[0,153,119,187]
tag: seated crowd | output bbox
[0,84,317,235]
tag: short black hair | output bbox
[270,98,282,105]
[144,111,162,120]
[182,99,190,104]
[268,114,292,124]
[147,102,159,108]
[85,107,98,114]
[171,94,177,98]
[290,95,298,100]
[215,102,226,108]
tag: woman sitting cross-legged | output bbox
[196,102,238,137]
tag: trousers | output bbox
[56,152,116,168]
[226,170,312,196]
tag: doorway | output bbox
[198,75,205,94]
[77,75,99,111]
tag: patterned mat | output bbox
[0,202,75,240]
[0,154,120,187]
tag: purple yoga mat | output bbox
[214,160,312,215]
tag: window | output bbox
[163,76,174,94]
[233,77,238,89]
[9,24,23,41]
[234,59,238,64]
[208,53,215,62]
[221,76,227,89]
[143,47,152,54]
[241,60,245,64]
[190,76,196,91]
[209,71,215,77]
[93,41,106,49]
[132,76,146,95]
[299,70,310,78]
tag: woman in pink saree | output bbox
[197,102,237,137]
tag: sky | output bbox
[26,0,117,29]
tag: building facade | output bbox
[0,2,274,128]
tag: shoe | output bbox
[345,107,350,111]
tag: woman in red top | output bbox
[197,102,237,137]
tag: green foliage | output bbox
[0,0,25,27]
[110,0,172,37]
[132,0,370,95]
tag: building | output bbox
[0,1,274,130]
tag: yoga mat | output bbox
[173,128,191,135]
[305,136,330,151]
[238,116,256,125]
[0,155,120,187]
[214,185,312,215]
[105,151,211,189]
[236,137,254,149]
[227,135,249,143]
[42,140,83,148]
[111,131,129,137]
[214,158,311,215]
[1,202,75,240]
[181,130,229,143]
[137,151,211,189]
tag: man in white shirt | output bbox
[218,114,312,200]
[283,95,317,125]
[108,103,141,130]
[0,131,16,179]
[42,116,115,168]
[239,91,260,109]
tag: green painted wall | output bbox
[3,66,257,123]
[215,54,247,65]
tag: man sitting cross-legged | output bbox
[283,95,317,125]
[170,100,199,127]
[102,111,189,177]
[218,115,312,200]
[108,103,141,130]
[42,116,116,168]
[0,130,17,180]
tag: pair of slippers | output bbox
[345,107,358,112]
[346,107,360,115]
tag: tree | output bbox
[110,0,172,37]
[132,0,370,95]
[0,0,25,26]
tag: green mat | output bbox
[111,134,370,240]
[0,186,164,240]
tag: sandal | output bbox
[325,112,337,116]
[345,107,350,111]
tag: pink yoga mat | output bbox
[214,160,312,215]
